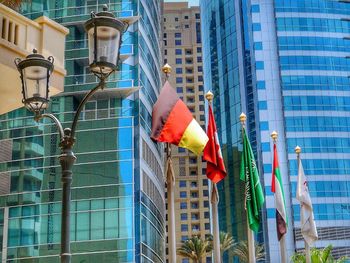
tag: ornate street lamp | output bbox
[15,5,126,263]
[15,49,54,113]
[84,5,126,77]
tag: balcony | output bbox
[0,4,68,114]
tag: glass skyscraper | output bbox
[0,1,164,262]
[201,0,350,261]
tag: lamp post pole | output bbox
[15,5,126,263]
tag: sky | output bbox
[164,0,200,7]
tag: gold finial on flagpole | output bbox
[205,91,214,102]
[239,112,247,126]
[295,145,301,154]
[162,63,172,80]
[271,131,278,143]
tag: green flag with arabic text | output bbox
[240,127,265,232]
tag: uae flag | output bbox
[240,127,265,232]
[271,144,288,241]
[151,81,208,155]
[203,104,226,183]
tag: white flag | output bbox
[296,157,318,245]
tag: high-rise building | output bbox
[201,0,350,261]
[162,3,210,263]
[0,1,165,262]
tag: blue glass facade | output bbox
[0,1,164,262]
[202,0,350,260]
[201,0,267,262]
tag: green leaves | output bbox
[177,235,212,263]
[231,241,265,263]
[291,245,348,263]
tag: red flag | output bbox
[203,104,226,183]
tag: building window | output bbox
[198,66,203,72]
[192,224,200,231]
[191,202,199,209]
[256,61,264,69]
[177,87,183,93]
[175,17,179,22]
[261,142,270,152]
[175,32,182,38]
[164,40,167,46]
[176,68,183,74]
[179,180,186,187]
[181,213,188,220]
[253,23,261,31]
[181,224,188,231]
[175,49,182,55]
[203,201,209,208]
[190,191,198,198]
[180,202,187,209]
[181,235,188,241]
[203,190,209,197]
[184,15,189,19]
[163,33,167,38]
[175,39,182,45]
[178,147,185,152]
[198,76,203,81]
[205,223,210,230]
[176,77,183,83]
[202,179,208,186]
[197,47,202,53]
[164,49,167,55]
[260,121,269,131]
[251,4,260,13]
[195,13,200,19]
[185,24,189,28]
[257,81,266,89]
[191,213,199,220]
[254,42,263,50]
[197,57,202,63]
[182,259,189,263]
[196,22,201,43]
[176,58,182,64]
[258,101,268,110]
[204,211,210,218]
[191,181,197,187]
[180,191,187,198]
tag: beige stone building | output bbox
[0,3,68,115]
[163,3,211,263]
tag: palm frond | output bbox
[232,241,265,263]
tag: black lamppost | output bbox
[14,5,126,263]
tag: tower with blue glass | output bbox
[201,0,350,261]
[0,1,164,262]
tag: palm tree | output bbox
[219,231,236,260]
[231,241,265,263]
[291,245,347,263]
[177,235,212,263]
[1,0,30,11]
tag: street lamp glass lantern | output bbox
[15,49,54,113]
[84,6,125,76]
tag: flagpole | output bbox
[240,113,256,263]
[211,183,221,263]
[271,131,287,263]
[206,91,221,263]
[295,146,311,263]
[162,64,176,263]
